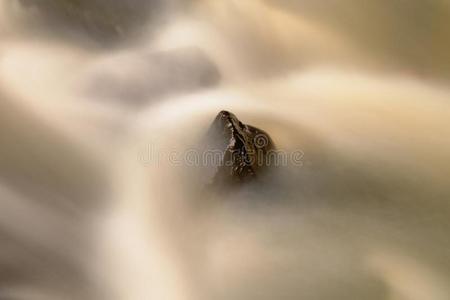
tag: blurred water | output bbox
[1,1,450,299]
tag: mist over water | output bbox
[1,1,450,299]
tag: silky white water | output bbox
[1,1,450,299]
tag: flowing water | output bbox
[1,1,450,299]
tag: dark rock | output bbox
[17,0,166,44]
[206,111,275,186]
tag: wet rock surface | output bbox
[17,0,166,44]
[84,47,221,106]
[206,111,275,186]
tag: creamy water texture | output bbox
[1,1,450,300]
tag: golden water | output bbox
[1,1,449,299]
